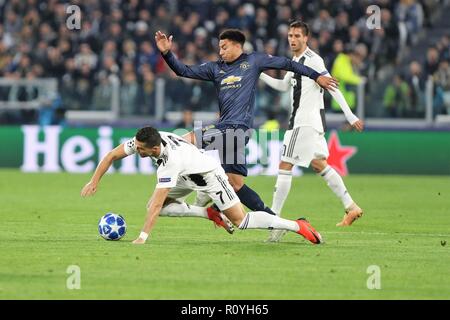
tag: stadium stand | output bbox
[0,0,448,128]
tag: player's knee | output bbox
[228,178,243,191]
[311,159,326,173]
[279,161,293,171]
[162,197,177,207]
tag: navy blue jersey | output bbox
[163,51,321,128]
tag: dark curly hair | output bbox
[135,126,161,148]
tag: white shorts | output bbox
[167,167,240,211]
[281,126,329,168]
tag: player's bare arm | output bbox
[155,31,173,55]
[133,187,171,244]
[81,144,128,197]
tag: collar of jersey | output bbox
[293,46,310,61]
[221,52,246,65]
[152,142,166,161]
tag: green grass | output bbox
[0,169,449,299]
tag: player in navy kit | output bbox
[155,29,338,218]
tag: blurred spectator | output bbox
[312,10,335,34]
[383,75,411,117]
[331,48,365,112]
[74,43,98,70]
[73,63,94,110]
[425,47,440,76]
[92,71,114,110]
[139,66,156,115]
[406,61,426,117]
[395,0,424,45]
[260,110,280,132]
[433,60,450,115]
[38,92,65,126]
[0,0,443,123]
[175,109,194,129]
[120,60,139,115]
[138,41,159,73]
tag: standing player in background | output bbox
[259,21,364,242]
[81,127,323,245]
[154,28,338,221]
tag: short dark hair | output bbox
[135,126,161,147]
[289,20,310,37]
[219,29,246,46]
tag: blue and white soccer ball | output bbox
[98,213,127,240]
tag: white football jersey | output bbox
[283,48,328,132]
[124,131,219,188]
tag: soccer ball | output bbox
[98,213,127,240]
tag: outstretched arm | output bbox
[132,187,170,244]
[80,144,128,197]
[327,83,364,131]
[256,53,338,91]
[259,72,292,92]
[155,31,214,81]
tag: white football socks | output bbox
[238,211,299,232]
[271,169,292,216]
[319,165,354,209]
[160,202,208,218]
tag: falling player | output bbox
[81,127,323,245]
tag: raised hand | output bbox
[155,31,173,54]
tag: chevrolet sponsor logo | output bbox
[221,75,242,85]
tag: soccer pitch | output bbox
[0,169,449,299]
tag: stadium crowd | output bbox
[0,0,448,126]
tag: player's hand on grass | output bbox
[132,237,146,245]
[317,75,339,91]
[351,119,364,132]
[155,31,173,55]
[81,181,97,197]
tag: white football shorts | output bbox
[281,126,329,168]
[167,167,240,211]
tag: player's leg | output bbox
[193,191,212,207]
[215,124,275,216]
[207,169,322,244]
[266,161,294,242]
[271,128,298,216]
[157,187,205,218]
[272,162,294,214]
[311,158,363,226]
[267,127,306,242]
[226,172,276,216]
[217,204,322,244]
[157,185,233,233]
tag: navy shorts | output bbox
[195,124,253,177]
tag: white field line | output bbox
[324,231,450,237]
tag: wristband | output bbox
[139,232,149,241]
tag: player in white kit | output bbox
[81,126,322,245]
[259,21,364,242]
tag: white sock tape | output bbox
[139,231,149,241]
